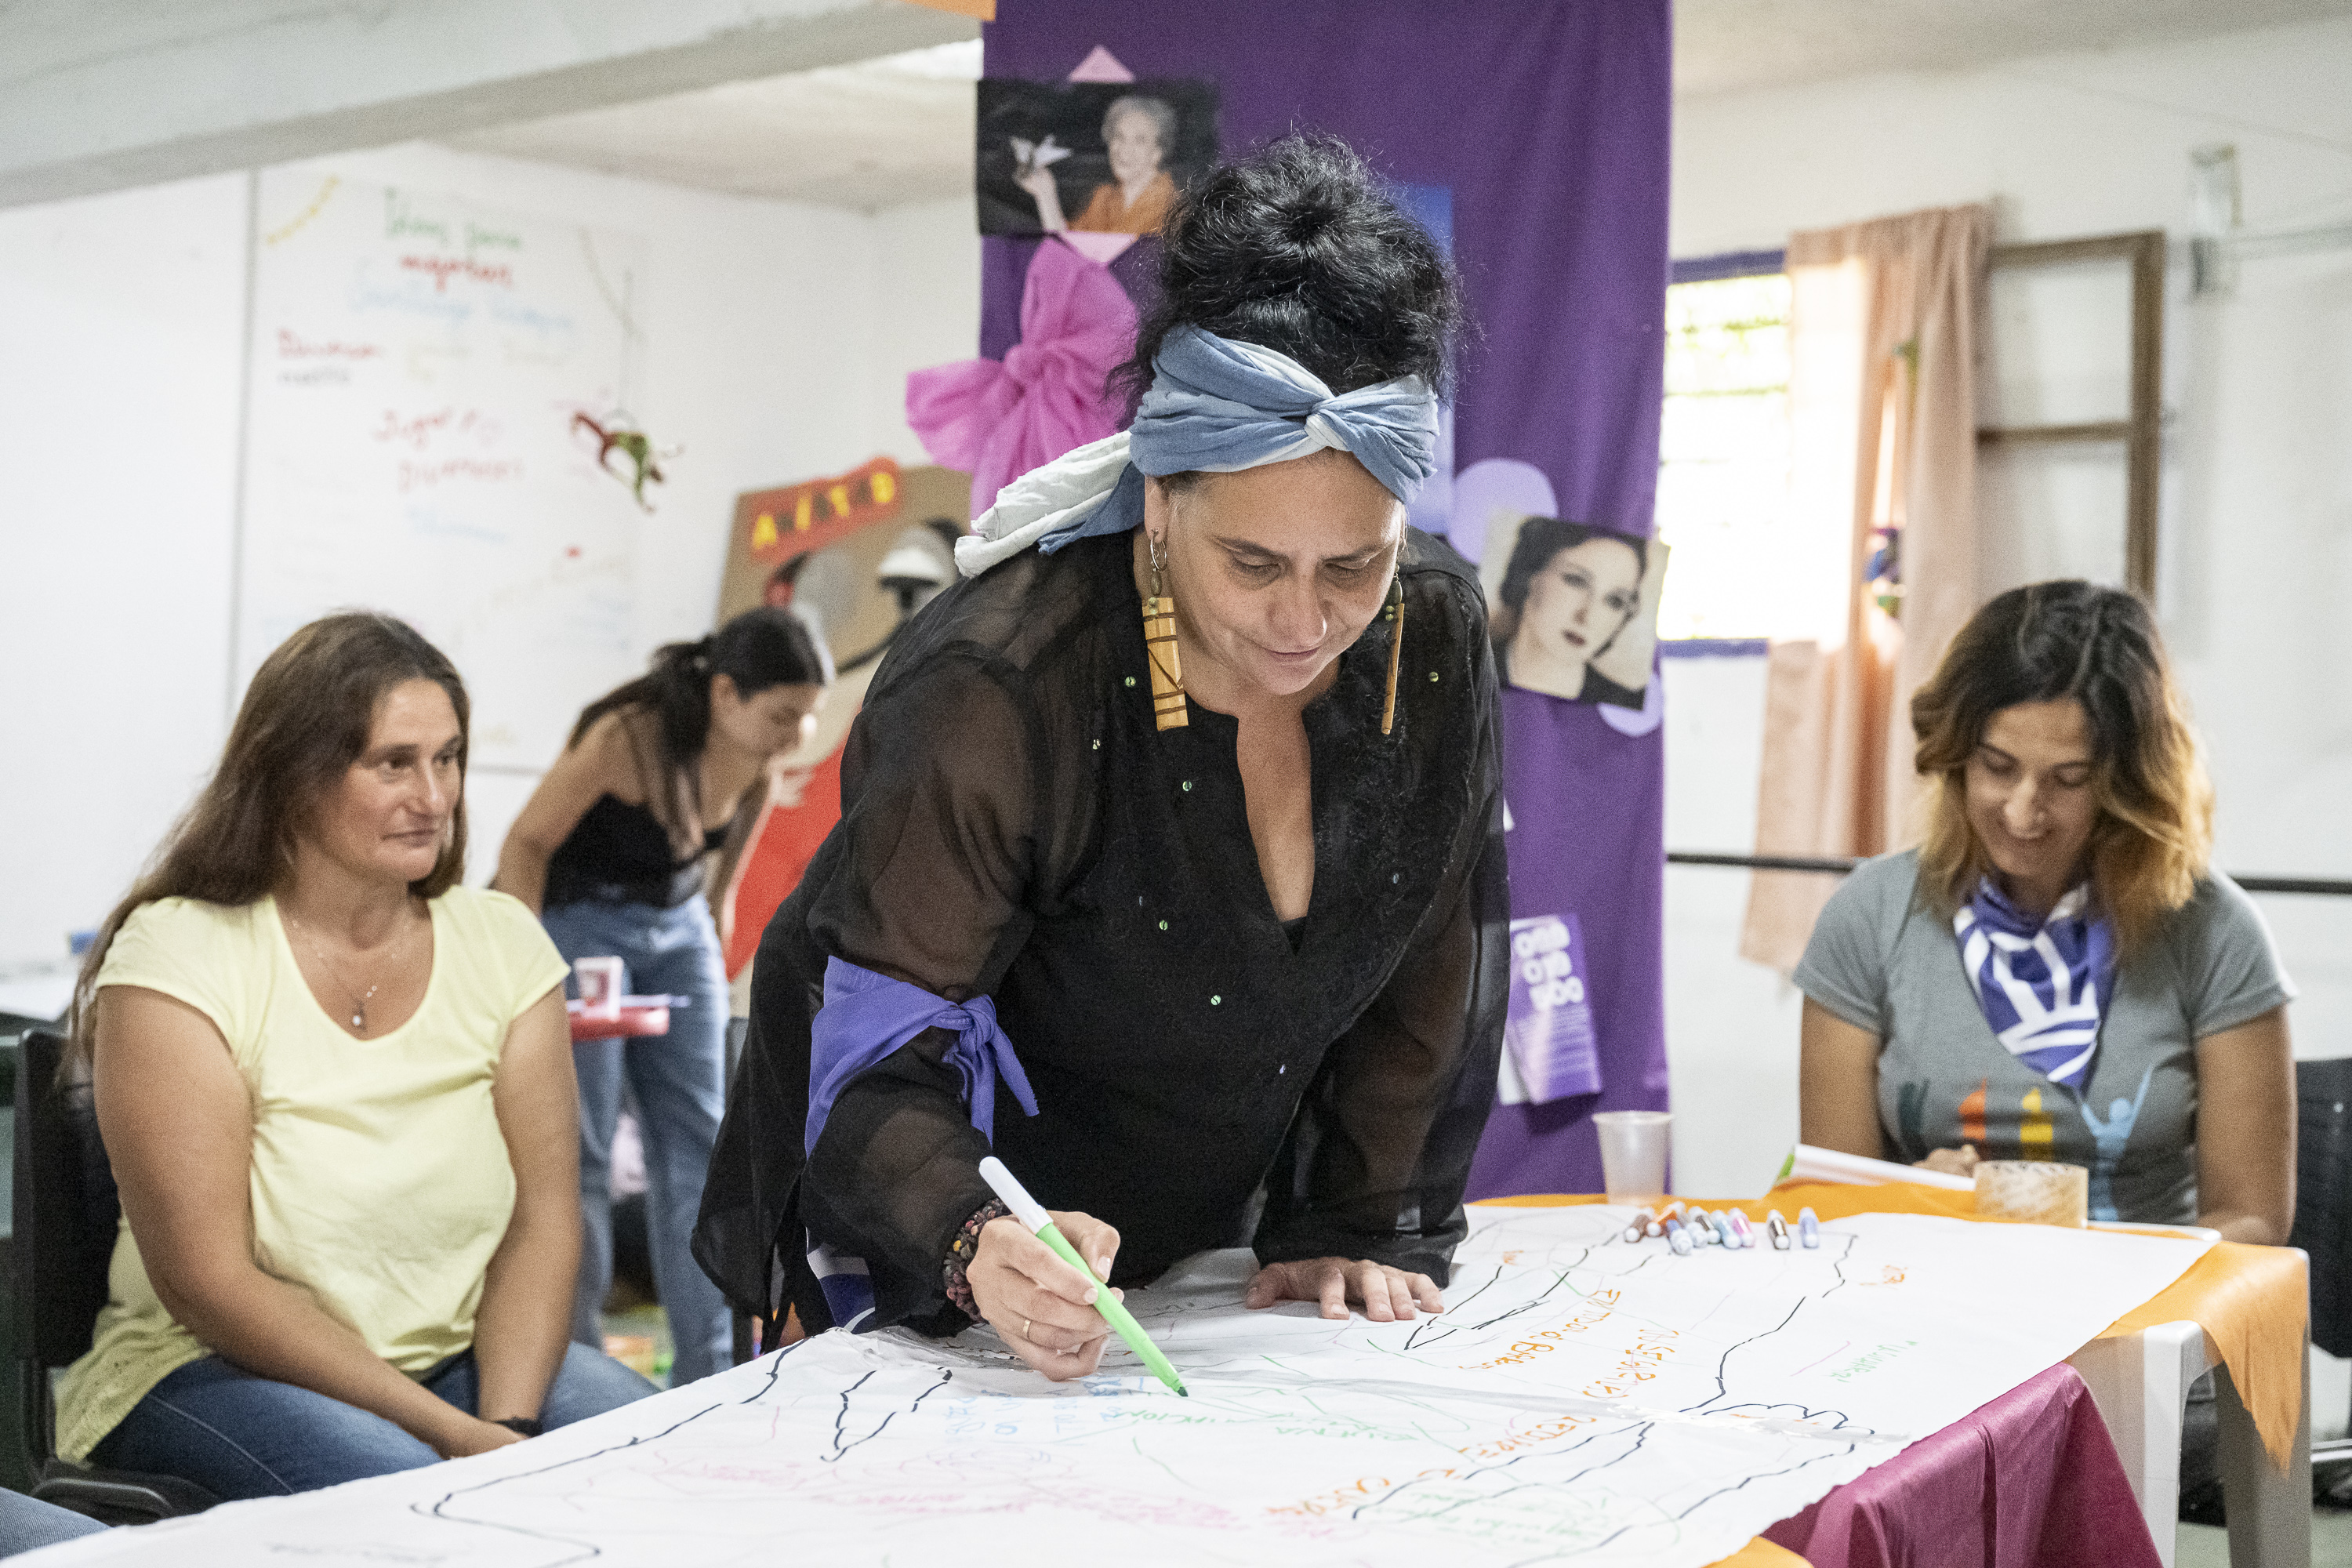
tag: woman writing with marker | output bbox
[495,608,830,1384]
[699,136,1509,1377]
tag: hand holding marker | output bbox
[978,1157,1187,1396]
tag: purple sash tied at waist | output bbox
[805,956,1040,1156]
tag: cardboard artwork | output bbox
[1480,513,1670,710]
[977,77,1218,238]
[714,463,970,975]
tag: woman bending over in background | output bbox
[495,607,829,1385]
[64,613,652,1501]
[1798,581,2294,1242]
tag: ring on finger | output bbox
[1022,1317,1032,1341]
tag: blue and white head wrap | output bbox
[953,325,1442,578]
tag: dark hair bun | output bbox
[1119,134,1464,402]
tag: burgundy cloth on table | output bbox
[1764,1363,2160,1568]
[906,236,1138,518]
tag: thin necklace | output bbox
[285,904,417,1033]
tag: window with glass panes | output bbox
[1655,269,1794,641]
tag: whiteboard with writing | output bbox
[239,169,650,769]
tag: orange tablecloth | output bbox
[1486,1186,2310,1568]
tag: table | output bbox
[564,1001,670,1044]
[1762,1363,2158,1568]
[1494,1191,2311,1568]
[2071,1319,2311,1568]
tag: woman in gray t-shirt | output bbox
[1795,583,2294,1240]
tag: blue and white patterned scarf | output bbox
[1952,879,2117,1091]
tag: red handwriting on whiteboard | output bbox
[374,407,503,451]
[278,329,383,360]
[399,457,523,492]
[397,254,515,292]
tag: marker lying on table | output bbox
[1726,1210,1755,1249]
[977,1156,1188,1396]
[1662,1216,1693,1255]
[1623,1209,1654,1243]
[1798,1207,1821,1249]
[1766,1210,1791,1250]
[1709,1213,1739,1249]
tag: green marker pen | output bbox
[977,1156,1188,1396]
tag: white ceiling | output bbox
[1673,0,2352,96]
[440,1,2352,211]
[442,39,985,209]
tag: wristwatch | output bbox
[490,1416,544,1439]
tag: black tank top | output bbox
[544,712,730,909]
[544,795,726,909]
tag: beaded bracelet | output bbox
[942,1199,1012,1319]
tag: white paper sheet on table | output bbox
[30,1208,2209,1568]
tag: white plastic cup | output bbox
[574,956,626,1020]
[1593,1110,1672,1204]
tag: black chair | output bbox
[2290,1057,2352,1494]
[12,1028,216,1523]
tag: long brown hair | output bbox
[69,612,470,1060]
[1911,581,2211,953]
[567,606,829,841]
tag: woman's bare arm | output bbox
[95,985,519,1458]
[472,988,583,1422]
[2194,1005,2295,1245]
[492,714,637,914]
[1799,998,1886,1159]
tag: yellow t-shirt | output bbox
[56,887,569,1461]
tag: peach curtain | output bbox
[1740,205,1992,972]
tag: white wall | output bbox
[0,144,980,1001]
[1662,13,2352,1196]
[0,174,249,1006]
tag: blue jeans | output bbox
[0,1492,105,1555]
[91,1344,654,1501]
[541,896,732,1386]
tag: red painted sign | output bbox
[739,457,904,561]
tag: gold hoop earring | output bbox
[1379,572,1404,736]
[1143,530,1188,731]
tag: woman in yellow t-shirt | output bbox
[60,613,653,1500]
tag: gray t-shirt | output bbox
[1794,849,2295,1224]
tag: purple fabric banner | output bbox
[980,2,1671,1199]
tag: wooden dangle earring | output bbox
[1379,571,1405,736]
[1143,528,1189,731]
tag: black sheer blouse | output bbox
[695,527,1509,1336]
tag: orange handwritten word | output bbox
[398,254,515,292]
[1460,1288,1621,1370]
[1272,1412,1603,1516]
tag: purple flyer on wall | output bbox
[1504,914,1601,1104]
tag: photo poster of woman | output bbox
[976,78,1220,238]
[1480,512,1670,710]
